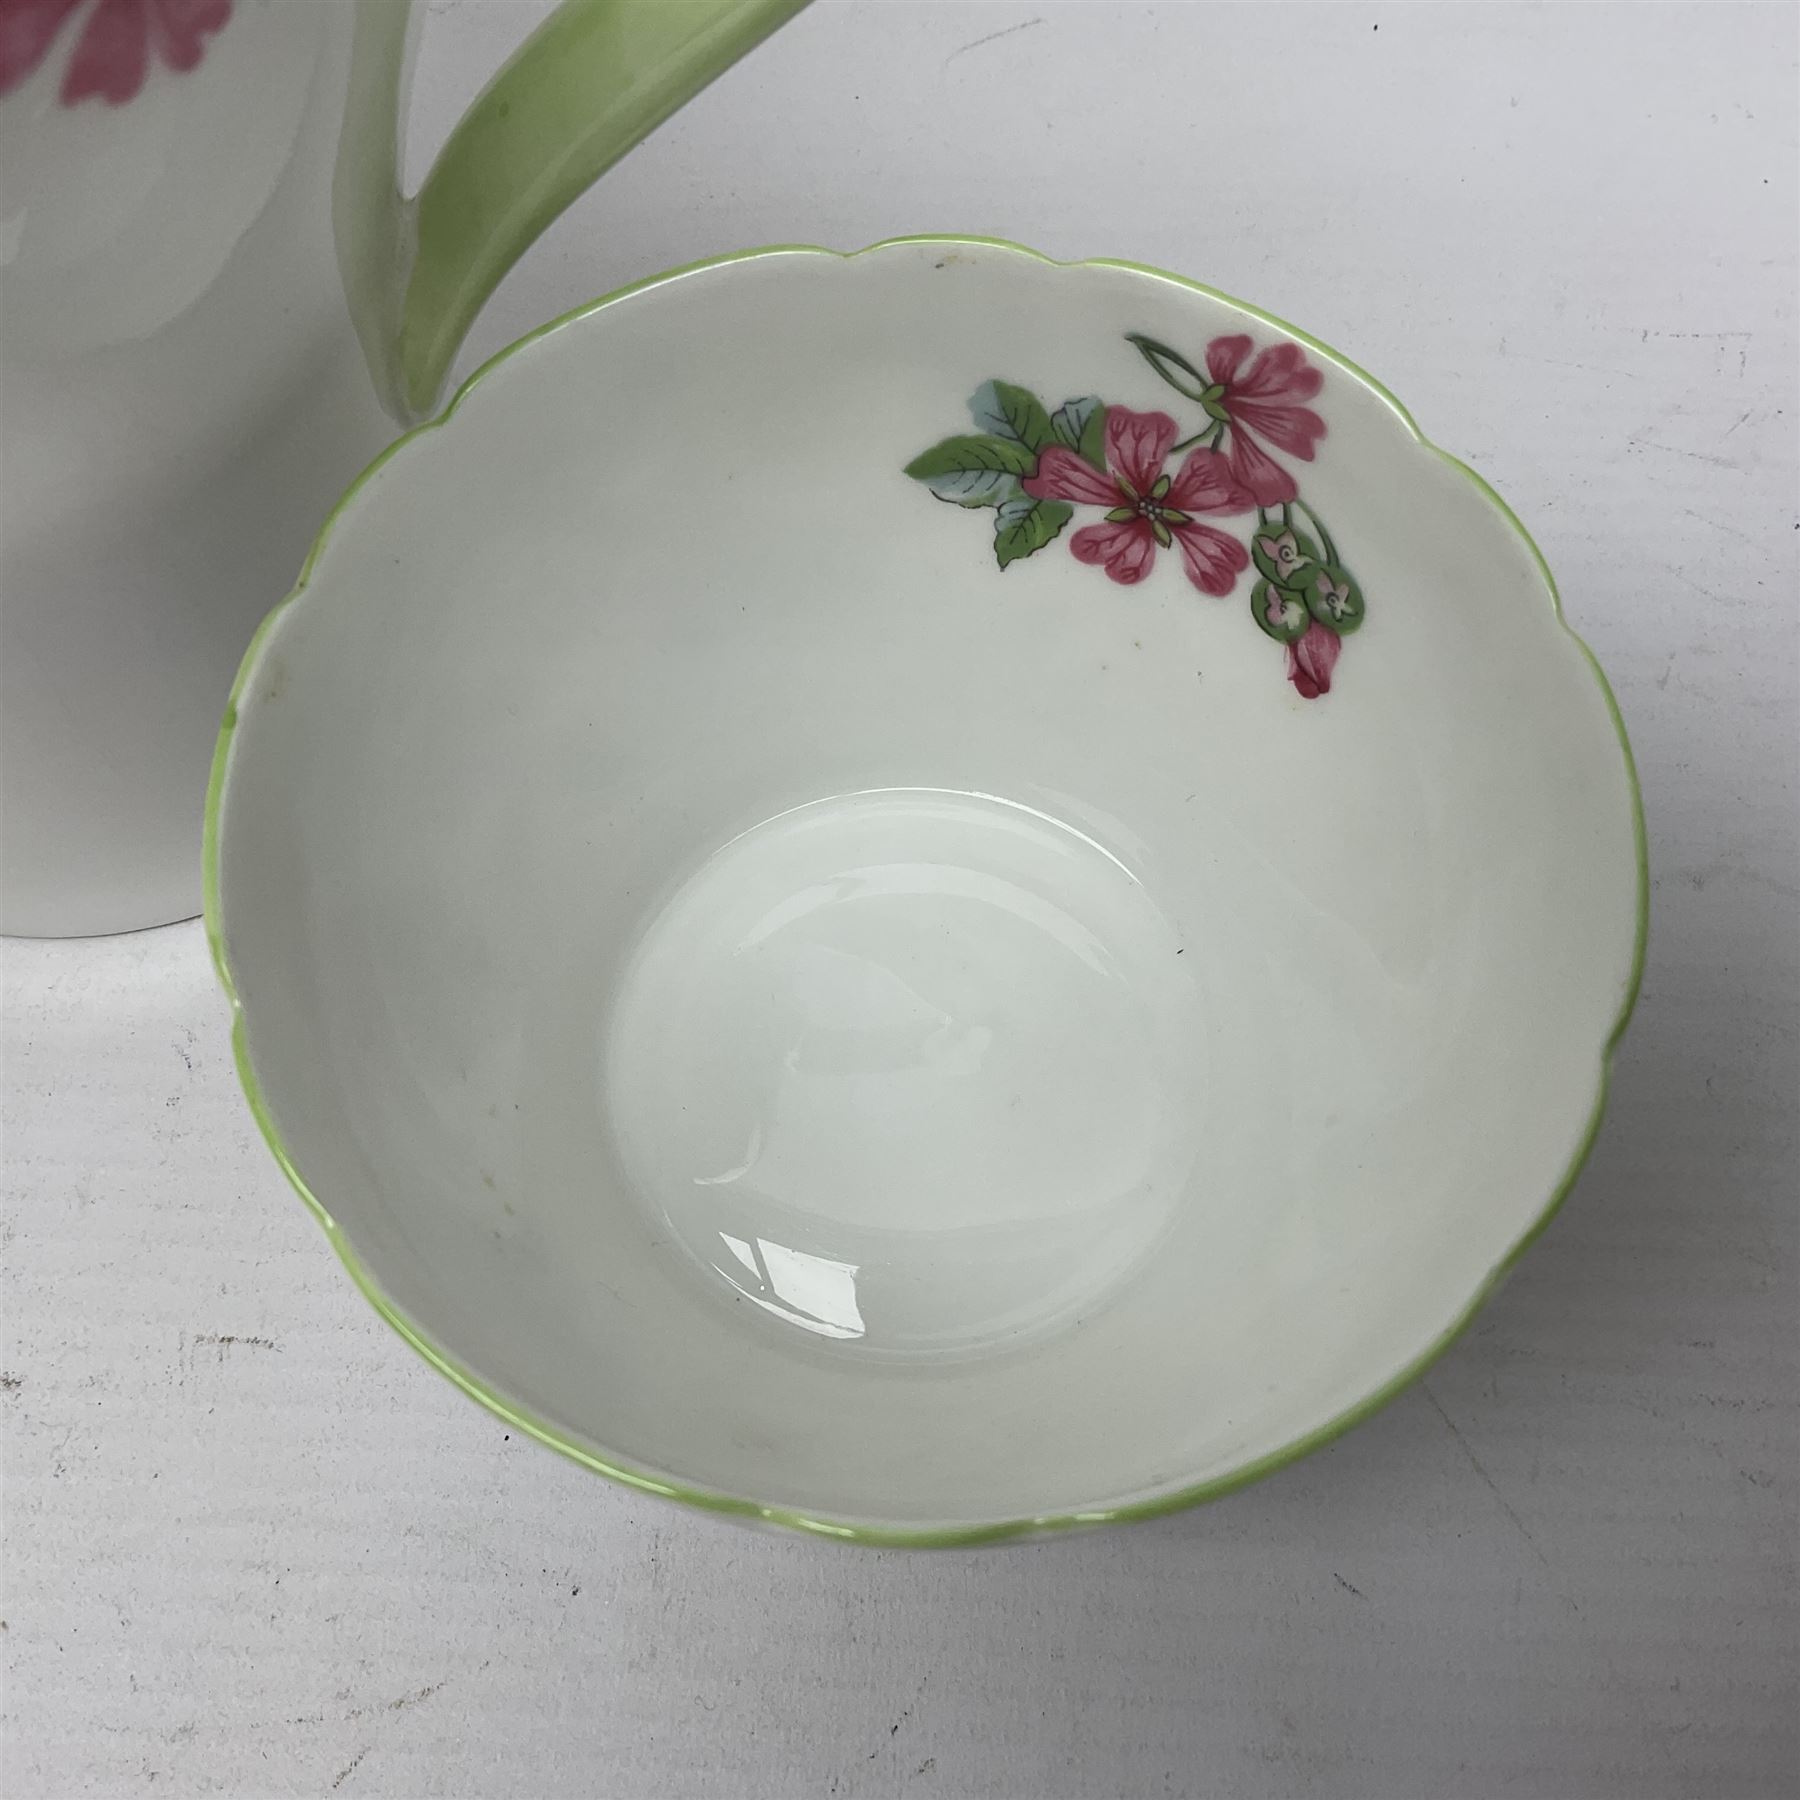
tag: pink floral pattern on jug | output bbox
[0,0,231,106]
[906,330,1366,699]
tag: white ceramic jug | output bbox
[0,0,804,936]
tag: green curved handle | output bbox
[394,0,812,421]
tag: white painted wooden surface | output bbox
[3,3,1796,1794]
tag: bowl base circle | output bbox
[604,787,1206,1362]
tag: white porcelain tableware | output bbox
[208,239,1646,1544]
[0,0,806,936]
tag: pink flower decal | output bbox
[1204,335,1327,507]
[1023,407,1253,596]
[905,331,1365,700]
[0,0,80,94]
[1286,620,1341,700]
[0,0,231,107]
[1254,528,1311,584]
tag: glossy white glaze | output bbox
[0,0,413,935]
[607,788,1200,1359]
[211,242,1642,1530]
[0,0,803,935]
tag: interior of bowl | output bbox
[211,240,1643,1538]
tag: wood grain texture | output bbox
[3,3,1795,1795]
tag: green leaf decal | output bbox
[1126,333,1210,403]
[905,332,1355,690]
[904,434,1036,507]
[1051,396,1108,471]
[993,496,1072,568]
[969,381,1055,456]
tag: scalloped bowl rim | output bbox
[204,236,1649,1547]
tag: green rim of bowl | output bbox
[202,236,1650,1548]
